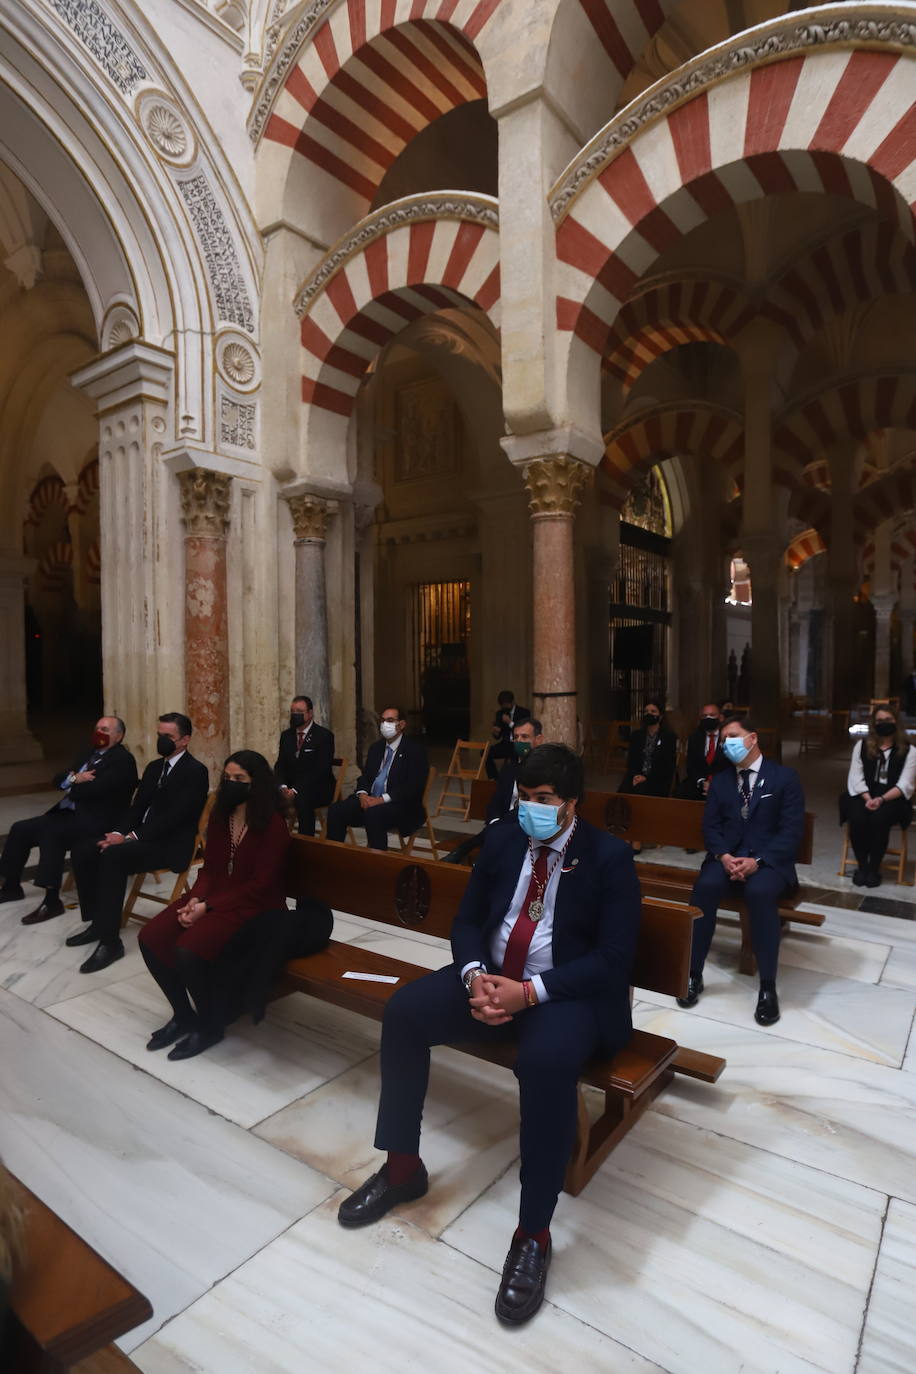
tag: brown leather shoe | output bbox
[495,1236,552,1325]
[21,897,65,925]
[337,1163,429,1228]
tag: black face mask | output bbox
[219,779,251,810]
[290,712,306,729]
[702,717,719,731]
[156,735,177,758]
[875,720,897,738]
[643,714,660,728]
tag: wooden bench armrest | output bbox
[671,1047,727,1083]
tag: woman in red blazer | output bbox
[138,750,290,1061]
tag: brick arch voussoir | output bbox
[603,402,744,508]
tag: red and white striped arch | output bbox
[261,2,496,227]
[603,276,751,391]
[298,200,500,425]
[853,464,916,541]
[603,400,742,507]
[861,526,916,581]
[785,528,827,570]
[554,44,916,405]
[24,474,67,526]
[775,373,916,475]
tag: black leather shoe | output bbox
[337,1163,429,1228]
[676,973,704,1009]
[852,867,867,887]
[147,1018,196,1051]
[754,988,780,1026]
[21,897,65,925]
[80,942,124,974]
[167,1029,224,1061]
[66,925,99,947]
[0,885,25,903]
[495,1236,552,1325]
[864,871,881,888]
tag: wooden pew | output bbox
[277,837,725,1196]
[4,1174,151,1373]
[468,781,823,976]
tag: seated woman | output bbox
[619,698,677,799]
[844,706,915,887]
[138,750,291,1060]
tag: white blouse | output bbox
[847,740,916,800]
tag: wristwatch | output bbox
[463,966,485,995]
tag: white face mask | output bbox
[380,720,398,740]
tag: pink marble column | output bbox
[523,455,592,745]
[178,468,231,777]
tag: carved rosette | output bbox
[136,92,197,169]
[523,456,593,518]
[178,469,232,538]
[287,494,331,543]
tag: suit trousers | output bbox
[325,794,411,851]
[0,811,83,889]
[71,838,174,946]
[690,861,789,981]
[846,794,910,871]
[374,964,606,1232]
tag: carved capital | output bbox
[287,493,331,542]
[178,468,232,538]
[523,456,593,517]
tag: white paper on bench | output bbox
[341,971,400,984]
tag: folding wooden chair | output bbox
[838,823,912,886]
[315,756,349,837]
[432,740,491,822]
[120,792,216,929]
[399,766,440,861]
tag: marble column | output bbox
[742,532,783,727]
[178,469,232,778]
[522,455,592,744]
[0,553,42,763]
[287,493,332,728]
[872,593,896,700]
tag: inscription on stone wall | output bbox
[178,175,255,333]
[395,377,460,483]
[220,396,256,450]
[49,0,148,94]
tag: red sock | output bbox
[514,1225,550,1249]
[386,1152,422,1186]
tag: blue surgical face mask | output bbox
[723,736,750,766]
[518,800,566,841]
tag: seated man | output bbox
[274,693,336,836]
[678,714,805,1027]
[325,707,428,852]
[442,717,544,863]
[66,712,209,973]
[486,690,531,780]
[676,702,729,800]
[337,744,640,1326]
[0,717,137,925]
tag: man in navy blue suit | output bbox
[337,744,640,1325]
[679,715,805,1027]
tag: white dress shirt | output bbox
[357,732,402,804]
[848,740,916,800]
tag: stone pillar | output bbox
[900,565,915,679]
[286,493,333,728]
[742,532,783,727]
[178,469,232,777]
[825,442,860,710]
[521,455,593,744]
[872,593,896,700]
[0,553,42,763]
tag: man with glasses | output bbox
[325,707,428,852]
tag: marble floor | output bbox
[1,846,915,1369]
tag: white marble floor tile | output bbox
[857,1197,916,1374]
[256,1047,519,1237]
[713,918,890,984]
[903,1016,916,1076]
[0,901,147,1007]
[640,953,915,1065]
[132,1193,664,1374]
[634,1004,916,1203]
[444,1112,884,1374]
[0,988,335,1350]
[47,975,381,1128]
[797,903,916,945]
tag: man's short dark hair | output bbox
[515,717,542,736]
[159,711,192,737]
[516,744,583,801]
[497,690,515,705]
[726,714,758,735]
[381,705,406,721]
[292,695,313,710]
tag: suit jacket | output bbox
[356,734,429,833]
[274,723,336,806]
[119,752,210,871]
[701,757,805,888]
[683,725,730,793]
[190,809,290,920]
[492,704,531,745]
[621,727,677,797]
[48,743,138,834]
[486,759,520,823]
[451,818,641,1051]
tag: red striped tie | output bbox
[501,847,549,981]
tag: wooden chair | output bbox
[398,766,440,860]
[870,698,900,713]
[314,756,349,837]
[799,711,830,755]
[838,823,912,886]
[432,739,491,822]
[120,792,216,929]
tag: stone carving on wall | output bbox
[178,175,255,332]
[137,92,197,168]
[287,493,330,542]
[177,468,232,537]
[294,194,498,316]
[523,456,593,517]
[216,333,260,391]
[49,0,148,94]
[249,0,339,141]
[394,377,461,484]
[220,396,257,450]
[100,302,140,350]
[550,7,916,222]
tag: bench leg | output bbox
[737,905,757,976]
[563,1072,674,1196]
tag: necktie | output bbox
[157,759,169,789]
[296,727,306,754]
[371,745,394,797]
[705,734,716,768]
[502,847,549,981]
[739,769,752,820]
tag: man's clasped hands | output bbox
[467,971,530,1023]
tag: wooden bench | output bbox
[273,837,725,1196]
[4,1174,151,1373]
[468,782,823,976]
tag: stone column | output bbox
[286,493,333,728]
[742,532,783,727]
[900,565,915,678]
[872,593,896,700]
[522,455,593,744]
[178,469,232,777]
[0,553,42,763]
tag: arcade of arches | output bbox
[2,1,916,780]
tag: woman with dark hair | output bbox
[138,750,291,1059]
[619,697,677,799]
[844,706,915,887]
